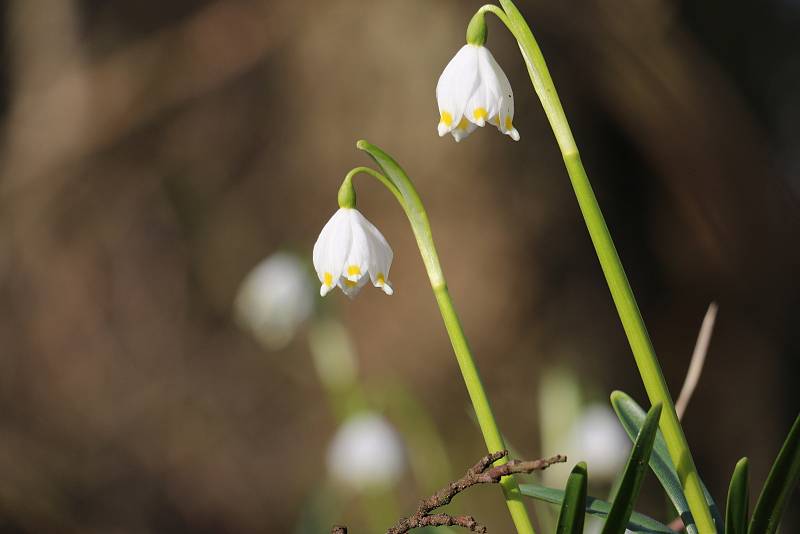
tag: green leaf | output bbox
[610,391,723,534]
[749,412,800,534]
[519,484,673,533]
[726,457,749,534]
[556,462,587,534]
[601,403,661,534]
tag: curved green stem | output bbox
[342,166,405,209]
[489,1,716,532]
[348,140,536,534]
[477,3,512,29]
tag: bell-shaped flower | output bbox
[313,208,394,298]
[436,44,520,142]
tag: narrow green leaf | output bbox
[556,462,588,534]
[726,457,749,534]
[749,412,800,534]
[601,403,661,534]
[610,391,724,534]
[519,483,674,533]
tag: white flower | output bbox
[327,412,405,490]
[436,44,519,142]
[567,404,630,482]
[234,252,314,350]
[313,208,394,298]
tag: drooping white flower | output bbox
[312,208,393,298]
[436,44,519,142]
[567,404,630,482]
[327,412,405,490]
[234,252,314,350]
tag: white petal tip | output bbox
[437,123,449,137]
[509,129,520,141]
[380,283,394,295]
[320,285,331,297]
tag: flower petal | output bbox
[338,272,369,299]
[480,47,519,141]
[313,208,352,296]
[362,221,394,296]
[451,117,478,142]
[466,47,505,127]
[436,45,480,137]
[342,209,371,283]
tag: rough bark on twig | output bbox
[331,450,566,534]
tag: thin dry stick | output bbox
[675,302,718,420]
[331,451,566,534]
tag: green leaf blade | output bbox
[519,483,674,533]
[726,457,749,534]
[749,413,800,534]
[556,462,588,534]
[610,391,723,534]
[601,403,662,534]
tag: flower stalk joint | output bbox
[338,176,357,209]
[466,11,488,46]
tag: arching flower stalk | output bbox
[312,142,535,534]
[438,2,717,532]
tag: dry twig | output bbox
[676,302,718,420]
[331,450,566,534]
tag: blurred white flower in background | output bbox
[234,251,314,350]
[327,412,405,491]
[567,403,630,482]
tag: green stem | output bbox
[350,140,537,534]
[491,1,716,532]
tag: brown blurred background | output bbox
[0,0,797,532]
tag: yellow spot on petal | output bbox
[324,272,333,286]
[457,117,469,130]
[473,107,488,121]
[505,116,513,130]
[347,265,361,276]
[344,279,358,288]
[376,273,385,285]
[491,115,499,125]
[440,111,453,127]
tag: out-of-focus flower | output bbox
[312,208,393,298]
[567,404,630,482]
[436,44,519,142]
[234,252,314,350]
[326,412,405,491]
